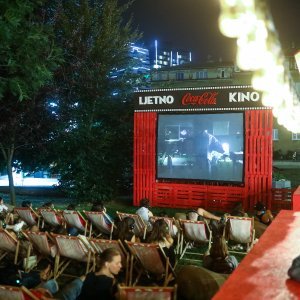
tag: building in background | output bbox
[129,43,151,74]
[149,53,300,159]
[150,40,192,69]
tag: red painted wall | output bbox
[133,110,273,211]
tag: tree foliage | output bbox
[48,0,141,200]
[0,0,62,204]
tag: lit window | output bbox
[273,129,279,140]
[176,72,184,80]
[292,132,300,140]
[196,71,208,79]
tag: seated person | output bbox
[64,203,86,236]
[0,196,14,224]
[230,202,248,217]
[146,219,176,267]
[203,235,238,274]
[78,248,122,300]
[91,200,114,224]
[254,201,274,225]
[113,217,139,243]
[135,198,153,230]
[186,208,221,222]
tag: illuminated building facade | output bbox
[150,56,300,158]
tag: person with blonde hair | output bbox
[78,248,122,300]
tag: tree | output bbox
[0,0,62,205]
[48,0,141,200]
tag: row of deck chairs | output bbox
[0,228,176,286]
[13,207,256,260]
[0,283,178,300]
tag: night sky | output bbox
[124,0,300,63]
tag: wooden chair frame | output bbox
[62,210,88,236]
[22,230,57,271]
[14,207,40,228]
[125,241,176,287]
[117,284,177,300]
[39,208,64,229]
[0,284,40,300]
[0,228,21,265]
[179,219,212,261]
[50,233,94,279]
[83,210,114,239]
[224,216,255,254]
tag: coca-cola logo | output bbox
[181,92,218,106]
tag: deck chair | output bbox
[90,238,130,285]
[83,210,114,239]
[50,233,94,279]
[0,228,21,265]
[116,212,147,240]
[0,285,39,300]
[39,209,64,229]
[62,210,88,236]
[14,207,40,228]
[117,284,177,300]
[125,241,176,287]
[224,216,255,254]
[179,219,212,260]
[22,231,57,268]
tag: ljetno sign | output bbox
[135,87,265,111]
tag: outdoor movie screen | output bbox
[156,112,244,183]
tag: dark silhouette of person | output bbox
[194,128,224,179]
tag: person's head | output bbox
[66,203,76,210]
[140,198,150,208]
[254,201,266,211]
[22,200,32,208]
[91,201,105,212]
[159,211,168,217]
[209,235,229,259]
[42,202,54,209]
[117,217,136,241]
[186,210,201,221]
[231,202,246,217]
[147,219,169,243]
[97,248,122,276]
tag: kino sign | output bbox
[135,86,265,111]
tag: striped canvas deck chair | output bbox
[23,231,57,267]
[14,207,40,228]
[125,241,176,287]
[116,212,147,240]
[117,284,177,300]
[0,228,21,265]
[62,210,88,235]
[83,210,114,239]
[90,238,130,284]
[39,208,64,229]
[179,219,212,260]
[224,216,255,254]
[0,285,39,300]
[50,233,94,279]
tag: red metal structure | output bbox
[133,88,273,211]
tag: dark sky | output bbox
[125,0,300,63]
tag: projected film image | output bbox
[157,113,244,183]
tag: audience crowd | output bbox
[0,195,275,299]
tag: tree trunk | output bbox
[7,155,16,206]
[0,143,16,206]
